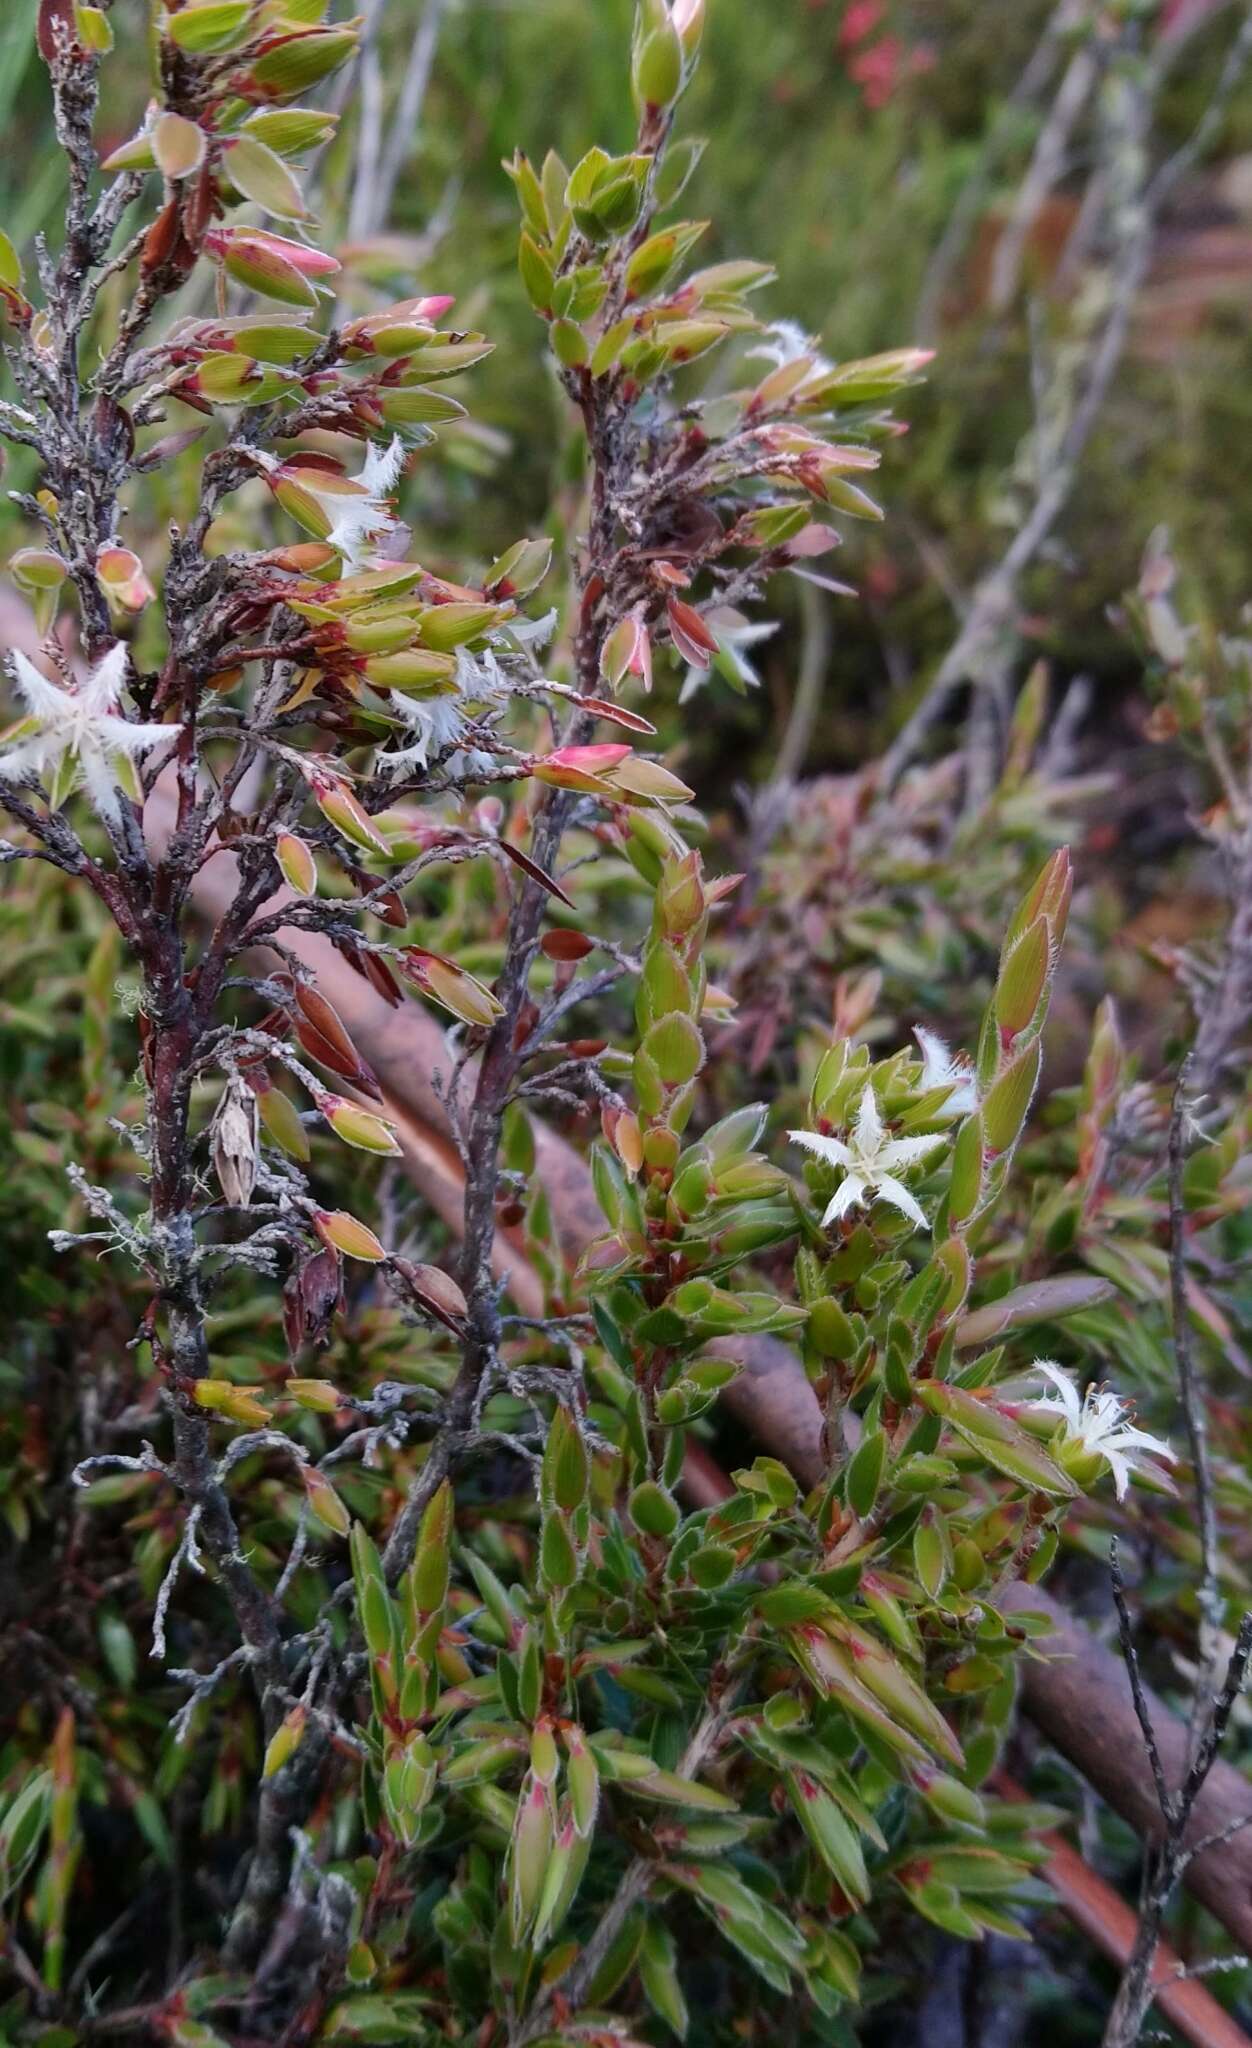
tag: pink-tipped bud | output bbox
[670,0,706,53]
[204,227,340,308]
[543,743,631,773]
[532,742,632,794]
[97,545,156,614]
[600,613,653,693]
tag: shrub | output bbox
[0,7,1245,2048]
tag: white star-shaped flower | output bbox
[914,1026,978,1117]
[678,609,778,705]
[501,607,558,651]
[0,644,179,827]
[747,318,827,372]
[382,645,505,778]
[310,436,406,572]
[789,1083,945,1232]
[384,691,471,775]
[1028,1360,1175,1500]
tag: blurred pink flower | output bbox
[838,0,885,48]
[849,35,903,107]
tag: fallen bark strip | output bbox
[1000,1582,1252,1953]
[994,1772,1252,2048]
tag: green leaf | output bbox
[845,1428,886,1518]
[644,1012,704,1086]
[165,0,251,52]
[916,1381,1077,1497]
[629,1480,681,1538]
[666,1863,805,1991]
[954,1275,1114,1348]
[912,1508,950,1599]
[981,1040,1041,1154]
[640,1919,688,2038]
[223,134,308,220]
[321,1994,435,2042]
[539,1512,579,1590]
[518,231,554,312]
[0,229,23,292]
[786,1771,870,1901]
[550,317,588,368]
[624,1769,738,1813]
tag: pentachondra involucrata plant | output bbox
[0,4,1189,2044]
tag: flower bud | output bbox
[382,1731,437,1846]
[263,1704,307,1779]
[633,5,683,112]
[994,916,1050,1039]
[319,1095,402,1156]
[276,832,317,897]
[393,1258,468,1329]
[314,1208,387,1262]
[362,650,457,690]
[307,768,391,854]
[508,1773,555,1941]
[415,601,511,653]
[981,1040,1041,1155]
[97,545,155,615]
[204,228,339,308]
[193,1379,270,1427]
[244,107,340,155]
[255,1080,310,1163]
[301,1464,351,1537]
[656,851,706,936]
[671,0,706,53]
[244,27,361,102]
[399,948,503,1029]
[543,1405,590,1513]
[286,1378,342,1413]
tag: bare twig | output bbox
[987,8,1113,316]
[885,6,1252,787]
[1102,1615,1252,2048]
[772,577,832,786]
[916,0,1096,341]
[1101,1043,1252,2041]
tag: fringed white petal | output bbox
[9,651,69,724]
[852,1083,884,1158]
[820,1174,866,1228]
[82,642,129,717]
[873,1173,930,1232]
[788,1128,852,1170]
